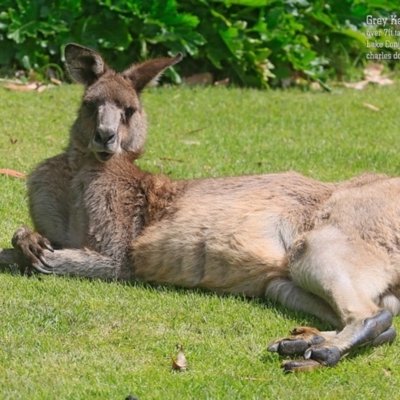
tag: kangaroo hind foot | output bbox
[269,310,396,373]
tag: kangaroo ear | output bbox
[64,43,108,85]
[123,53,182,93]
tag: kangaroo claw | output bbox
[42,242,54,252]
[372,327,397,347]
[350,310,393,347]
[281,358,323,373]
[304,345,342,367]
[12,225,55,274]
[38,255,53,269]
[270,310,397,373]
[268,338,311,356]
[32,262,53,275]
[267,326,326,356]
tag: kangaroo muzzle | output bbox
[90,103,122,161]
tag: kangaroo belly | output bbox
[132,173,331,296]
[133,211,290,296]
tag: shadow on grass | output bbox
[0,260,335,332]
[1,261,395,373]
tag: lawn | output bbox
[1,82,400,399]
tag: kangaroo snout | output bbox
[94,129,116,146]
[89,103,123,160]
[91,129,119,162]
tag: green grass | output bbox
[1,83,400,399]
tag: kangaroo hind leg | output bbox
[269,225,397,372]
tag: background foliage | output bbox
[0,0,399,87]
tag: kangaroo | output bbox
[1,43,399,372]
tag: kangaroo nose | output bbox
[94,130,116,145]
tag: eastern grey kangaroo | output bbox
[2,43,400,372]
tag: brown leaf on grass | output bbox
[4,81,56,93]
[362,103,380,112]
[4,82,39,91]
[8,135,18,145]
[310,81,321,90]
[182,72,213,86]
[0,78,24,85]
[50,77,62,85]
[36,85,47,93]
[343,80,369,90]
[364,63,384,80]
[240,376,271,382]
[171,344,188,371]
[383,368,392,377]
[0,169,26,179]
[343,63,393,90]
[159,157,184,163]
[174,127,206,137]
[214,77,229,86]
[180,139,201,146]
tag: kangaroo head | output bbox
[64,43,182,162]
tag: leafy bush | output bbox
[0,0,398,87]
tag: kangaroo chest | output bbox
[68,161,146,258]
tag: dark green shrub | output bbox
[0,0,398,87]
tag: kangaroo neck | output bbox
[66,143,87,175]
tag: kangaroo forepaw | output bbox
[12,226,54,274]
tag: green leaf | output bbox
[219,27,243,58]
[223,0,273,6]
[210,9,231,26]
[265,7,283,29]
[21,54,32,70]
[336,28,366,44]
[365,0,399,10]
[310,11,335,29]
[207,48,224,68]
[0,38,14,65]
[163,65,182,84]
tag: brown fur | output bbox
[5,44,400,371]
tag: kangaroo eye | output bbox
[124,106,135,121]
[83,100,97,114]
